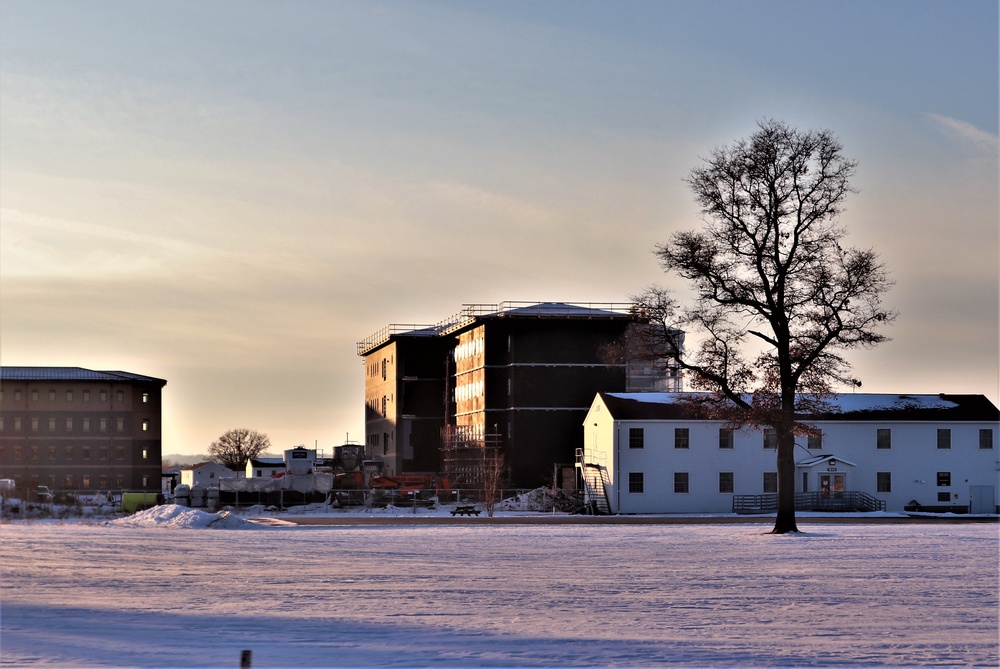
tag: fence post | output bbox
[240,649,252,668]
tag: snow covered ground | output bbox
[1,507,997,668]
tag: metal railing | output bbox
[732,491,887,514]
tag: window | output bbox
[142,392,149,403]
[65,445,73,458]
[116,445,125,460]
[763,472,778,493]
[876,428,891,449]
[99,475,108,487]
[82,446,91,460]
[82,475,90,488]
[628,472,644,493]
[14,417,21,432]
[83,390,90,402]
[115,475,125,487]
[116,390,124,403]
[142,420,149,431]
[936,472,951,487]
[64,474,74,488]
[49,390,56,401]
[719,428,734,449]
[876,472,891,493]
[65,418,73,431]
[980,429,994,450]
[30,390,37,401]
[48,418,56,432]
[100,390,108,402]
[13,446,22,459]
[719,472,734,493]
[30,445,39,460]
[116,417,125,432]
[628,427,644,449]
[807,433,822,450]
[99,446,108,460]
[31,417,39,432]
[141,449,148,460]
[674,472,689,493]
[48,447,57,460]
[82,418,90,432]
[937,492,951,503]
[66,390,73,402]
[15,390,22,401]
[0,417,3,431]
[936,429,951,449]
[763,428,777,449]
[100,418,108,432]
[674,428,690,449]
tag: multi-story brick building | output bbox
[0,367,167,497]
[358,302,681,488]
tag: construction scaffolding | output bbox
[440,424,502,488]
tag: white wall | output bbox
[584,396,999,514]
[180,463,236,488]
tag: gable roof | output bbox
[1,366,166,385]
[598,392,1000,422]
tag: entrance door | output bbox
[969,486,995,514]
[820,474,845,498]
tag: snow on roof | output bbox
[599,392,999,422]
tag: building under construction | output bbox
[357,302,681,489]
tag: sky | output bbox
[1,0,997,457]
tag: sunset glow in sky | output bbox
[1,0,997,455]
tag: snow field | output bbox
[1,520,997,667]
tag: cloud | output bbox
[926,114,999,154]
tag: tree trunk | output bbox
[772,427,799,533]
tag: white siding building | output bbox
[179,462,237,488]
[583,393,999,515]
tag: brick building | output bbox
[0,367,167,496]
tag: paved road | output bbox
[262,514,999,526]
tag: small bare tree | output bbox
[481,448,507,518]
[209,428,271,473]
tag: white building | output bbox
[179,462,236,488]
[582,393,999,515]
[247,458,285,479]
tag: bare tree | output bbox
[209,428,271,473]
[638,119,895,534]
[481,448,507,518]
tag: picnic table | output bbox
[451,505,481,516]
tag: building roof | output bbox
[0,366,166,385]
[248,458,286,467]
[598,392,1000,422]
[358,301,635,355]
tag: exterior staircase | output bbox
[575,448,612,515]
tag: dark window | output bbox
[763,472,778,493]
[876,472,891,493]
[719,428,734,449]
[763,428,777,449]
[936,472,951,487]
[876,429,891,449]
[936,429,951,449]
[674,428,690,449]
[629,428,644,449]
[980,429,993,450]
[719,472,734,493]
[674,472,689,493]
[48,390,56,401]
[807,433,822,450]
[628,472,644,494]
[116,390,124,403]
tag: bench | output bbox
[451,505,480,516]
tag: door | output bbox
[820,474,845,499]
[969,486,995,514]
